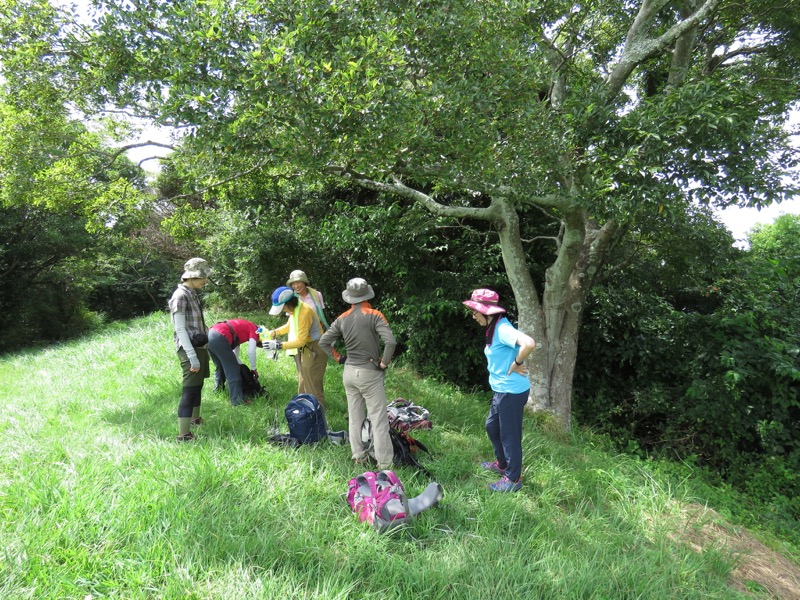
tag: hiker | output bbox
[286,269,342,364]
[463,288,536,492]
[319,278,396,469]
[208,319,262,406]
[168,258,211,442]
[286,269,330,329]
[265,286,327,404]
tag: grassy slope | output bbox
[0,313,790,599]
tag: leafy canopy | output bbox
[38,0,798,221]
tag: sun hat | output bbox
[286,269,309,286]
[342,278,375,304]
[462,289,506,315]
[182,257,211,280]
[269,286,296,315]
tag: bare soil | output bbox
[674,505,800,599]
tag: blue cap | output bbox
[269,286,295,315]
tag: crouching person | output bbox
[207,319,261,406]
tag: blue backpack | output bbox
[285,394,328,444]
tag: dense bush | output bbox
[574,214,800,517]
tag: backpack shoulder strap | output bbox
[391,430,434,477]
[373,470,411,532]
[347,472,380,524]
[218,320,241,347]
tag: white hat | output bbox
[342,278,375,304]
[269,286,296,315]
[182,258,211,280]
[286,270,309,286]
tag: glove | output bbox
[338,355,347,365]
[264,340,282,351]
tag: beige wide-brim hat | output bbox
[182,257,211,280]
[286,269,309,286]
[342,278,375,304]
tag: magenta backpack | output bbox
[346,470,411,532]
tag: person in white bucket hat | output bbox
[463,288,536,492]
[320,278,396,469]
[286,269,331,329]
[284,268,342,364]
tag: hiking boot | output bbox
[481,460,506,475]
[489,476,522,493]
[176,432,196,442]
[190,417,205,426]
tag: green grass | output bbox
[0,313,790,599]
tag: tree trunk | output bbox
[350,181,617,431]
[495,200,617,429]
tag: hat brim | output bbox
[342,287,375,304]
[182,270,210,279]
[463,300,506,315]
[269,303,286,316]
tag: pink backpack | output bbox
[346,470,411,532]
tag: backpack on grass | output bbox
[346,470,444,533]
[217,363,264,398]
[387,399,432,431]
[285,393,328,444]
[239,364,264,397]
[266,395,349,447]
[361,419,434,477]
[347,470,410,532]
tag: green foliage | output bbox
[0,203,97,349]
[0,4,181,348]
[575,212,800,521]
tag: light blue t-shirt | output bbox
[485,317,531,394]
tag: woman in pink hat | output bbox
[463,289,536,492]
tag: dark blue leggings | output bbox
[208,330,245,405]
[485,390,529,482]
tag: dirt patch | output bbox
[674,505,800,599]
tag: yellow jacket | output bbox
[274,302,323,355]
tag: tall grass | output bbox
[0,313,769,599]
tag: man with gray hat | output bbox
[319,278,396,469]
[168,258,211,442]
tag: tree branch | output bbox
[667,1,706,88]
[324,165,506,220]
[167,160,299,201]
[103,141,175,168]
[606,0,722,100]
